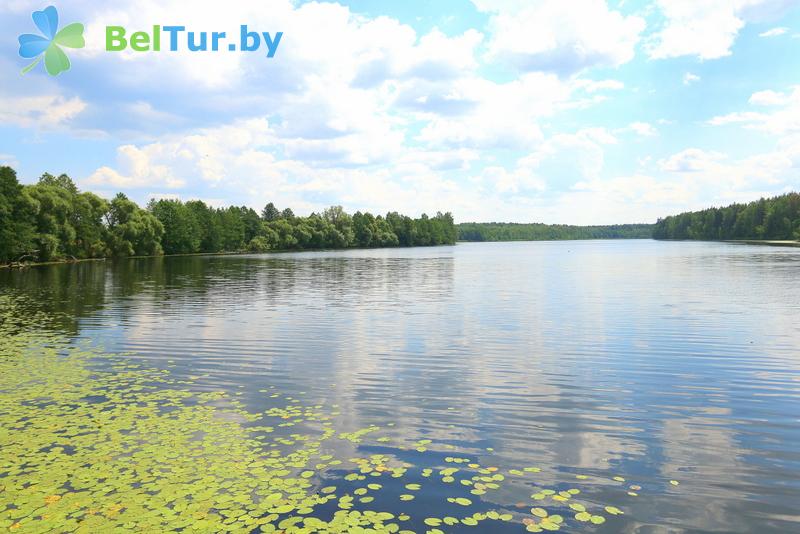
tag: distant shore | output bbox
[725,240,800,248]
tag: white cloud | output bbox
[480,127,618,195]
[709,86,800,134]
[0,154,18,168]
[86,119,282,189]
[458,173,694,225]
[65,1,642,221]
[759,26,788,37]
[574,79,625,93]
[83,117,480,216]
[683,72,701,85]
[658,143,800,192]
[708,110,768,127]
[122,101,182,126]
[409,72,622,151]
[7,0,797,226]
[55,0,490,149]
[572,174,693,208]
[749,89,790,106]
[659,148,727,172]
[478,165,546,195]
[84,118,632,222]
[77,1,483,93]
[0,95,86,129]
[464,128,619,197]
[647,0,789,60]
[624,122,658,137]
[529,132,800,224]
[414,73,574,149]
[401,29,483,81]
[474,0,645,75]
[82,108,800,224]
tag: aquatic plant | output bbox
[0,295,675,532]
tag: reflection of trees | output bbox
[0,251,456,336]
[0,261,111,333]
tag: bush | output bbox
[247,236,271,253]
[36,234,60,261]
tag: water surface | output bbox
[1,240,799,533]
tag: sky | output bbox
[1,0,800,224]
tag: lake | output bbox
[1,240,799,533]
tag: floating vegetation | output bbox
[0,296,679,532]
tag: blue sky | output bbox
[1,0,800,224]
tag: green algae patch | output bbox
[0,296,645,532]
[0,299,382,533]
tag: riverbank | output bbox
[0,243,458,269]
[0,257,108,269]
[652,238,800,248]
[6,238,798,269]
[725,240,800,248]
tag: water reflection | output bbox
[1,241,799,532]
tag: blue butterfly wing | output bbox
[32,6,58,40]
[18,34,50,58]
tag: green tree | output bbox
[0,166,37,263]
[261,202,281,221]
[26,175,76,259]
[373,216,399,246]
[21,173,111,260]
[106,193,164,257]
[654,193,800,241]
[72,191,110,258]
[38,172,78,194]
[352,211,374,247]
[148,199,201,254]
[0,167,460,260]
[386,212,416,246]
[238,206,262,243]
[217,207,246,251]
[267,219,299,249]
[322,205,354,246]
[186,200,222,252]
[247,236,271,253]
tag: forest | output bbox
[652,193,800,241]
[457,222,653,241]
[0,167,457,264]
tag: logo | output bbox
[105,26,282,57]
[18,5,85,76]
[16,6,283,77]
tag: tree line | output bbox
[652,193,800,241]
[457,222,653,241]
[0,167,457,264]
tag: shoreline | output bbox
[457,237,652,243]
[654,239,800,248]
[4,238,799,269]
[0,257,109,270]
[724,239,800,248]
[0,244,457,269]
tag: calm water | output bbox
[2,240,799,533]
